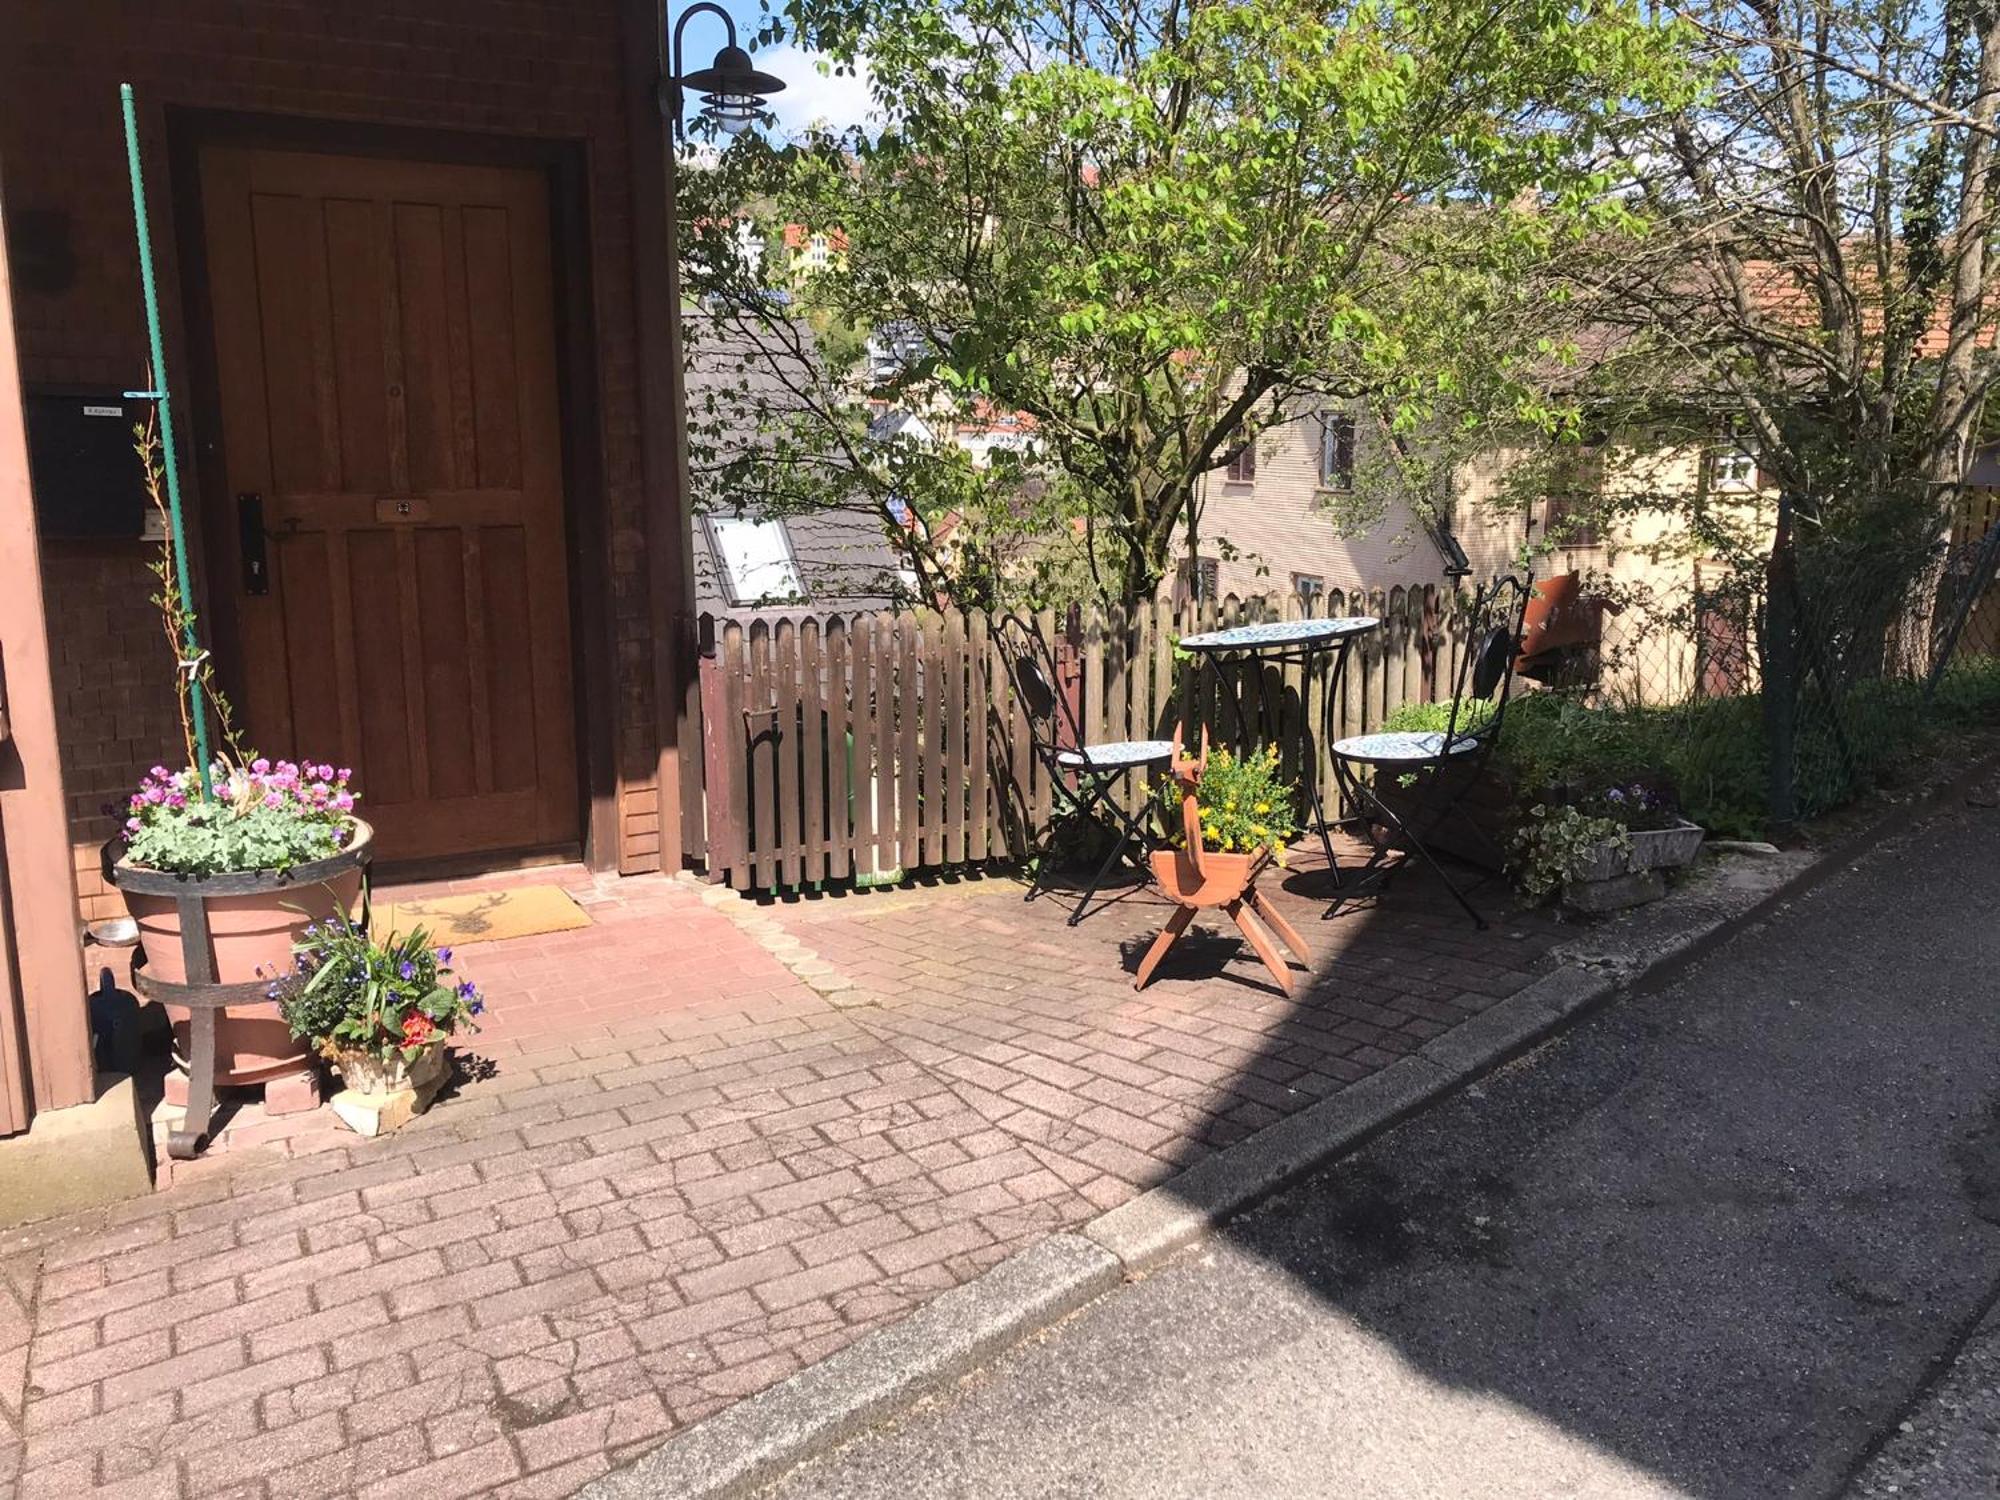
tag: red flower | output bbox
[401,1013,438,1046]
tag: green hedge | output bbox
[1382,656,2000,838]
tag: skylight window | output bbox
[709,515,805,605]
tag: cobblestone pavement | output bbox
[0,847,1557,1499]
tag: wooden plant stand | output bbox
[1133,731,1310,996]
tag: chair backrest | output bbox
[1442,573,1535,752]
[999,615,1084,766]
[1012,651,1060,726]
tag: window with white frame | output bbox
[1318,414,1355,492]
[1292,573,1326,612]
[708,515,806,605]
[1708,446,1759,493]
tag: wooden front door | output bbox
[198,146,579,863]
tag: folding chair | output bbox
[1002,618,1174,926]
[1328,573,1535,929]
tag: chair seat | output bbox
[1056,739,1175,770]
[1331,730,1480,764]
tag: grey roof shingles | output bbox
[685,316,910,614]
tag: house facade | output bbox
[0,0,700,1135]
[1186,405,1772,701]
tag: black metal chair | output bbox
[1002,618,1174,925]
[1328,573,1535,929]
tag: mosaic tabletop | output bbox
[1177,615,1380,652]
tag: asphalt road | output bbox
[765,789,2000,1500]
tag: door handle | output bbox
[237,493,269,596]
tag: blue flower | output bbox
[398,960,415,980]
[470,1000,485,1017]
[438,947,453,965]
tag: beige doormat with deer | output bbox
[369,885,591,946]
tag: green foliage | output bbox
[272,915,482,1066]
[123,761,359,877]
[1373,697,1498,738]
[1511,803,1629,902]
[1388,657,2000,843]
[681,0,1694,603]
[1154,744,1301,859]
[1927,655,2000,725]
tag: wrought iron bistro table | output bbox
[1175,615,1381,880]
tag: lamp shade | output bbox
[682,44,786,101]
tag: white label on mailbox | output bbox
[82,405,124,418]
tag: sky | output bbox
[678,0,876,139]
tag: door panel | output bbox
[199,145,579,862]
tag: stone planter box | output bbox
[1563,819,1706,913]
[1370,760,1515,872]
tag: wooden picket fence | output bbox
[688,586,1469,891]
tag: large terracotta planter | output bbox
[110,821,372,1086]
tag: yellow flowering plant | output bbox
[1155,744,1301,862]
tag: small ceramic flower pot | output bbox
[332,1044,449,1098]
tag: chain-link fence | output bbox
[1560,514,2000,832]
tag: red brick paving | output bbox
[2,847,1556,1498]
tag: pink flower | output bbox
[251,757,270,775]
[336,767,352,782]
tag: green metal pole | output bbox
[120,83,213,798]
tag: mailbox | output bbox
[24,389,152,540]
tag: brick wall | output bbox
[2,0,672,912]
[42,546,184,919]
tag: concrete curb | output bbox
[581,1234,1120,1500]
[599,752,2000,1499]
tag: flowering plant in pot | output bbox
[1136,731,1309,996]
[1151,742,1302,864]
[271,915,482,1102]
[108,412,372,1090]
[1513,778,1703,912]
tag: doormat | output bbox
[369,886,591,946]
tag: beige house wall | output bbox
[1181,410,1436,601]
[1174,414,1776,705]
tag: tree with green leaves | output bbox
[678,0,1692,607]
[1523,0,2000,814]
